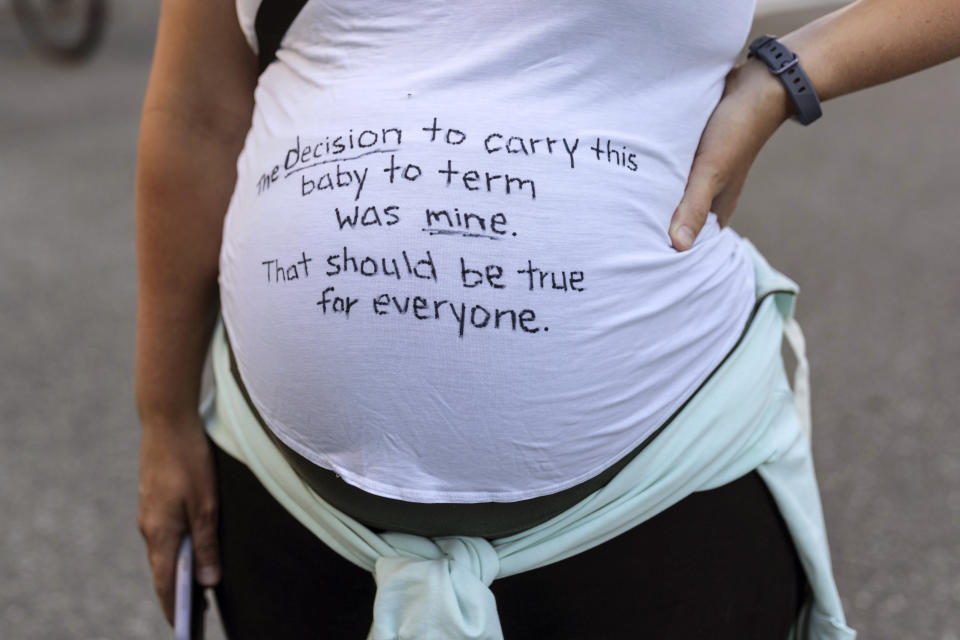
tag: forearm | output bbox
[134,111,246,426]
[784,0,960,104]
[134,0,256,428]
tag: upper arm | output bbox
[142,0,258,141]
[135,0,259,310]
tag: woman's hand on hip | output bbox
[137,415,221,625]
[669,58,792,251]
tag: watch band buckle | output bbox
[772,53,799,75]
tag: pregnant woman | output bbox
[135,1,960,638]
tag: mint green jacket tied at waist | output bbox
[202,238,856,640]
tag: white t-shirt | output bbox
[221,0,758,502]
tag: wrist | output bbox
[747,35,823,126]
[135,366,205,429]
[138,407,204,432]
[727,58,794,134]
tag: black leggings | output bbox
[210,439,807,640]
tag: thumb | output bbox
[669,160,724,251]
[187,493,221,587]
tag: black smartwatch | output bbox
[747,35,822,125]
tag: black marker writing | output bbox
[437,159,536,200]
[301,164,369,201]
[262,251,312,283]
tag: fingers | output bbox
[669,156,725,251]
[139,516,183,625]
[711,173,746,228]
[186,487,222,587]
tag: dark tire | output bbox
[12,0,107,62]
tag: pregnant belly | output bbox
[217,110,756,503]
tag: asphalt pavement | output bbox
[1,3,958,639]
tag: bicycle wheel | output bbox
[12,0,107,62]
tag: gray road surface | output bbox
[1,4,958,639]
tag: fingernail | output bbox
[675,225,695,250]
[197,566,220,586]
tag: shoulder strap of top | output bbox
[254,0,309,75]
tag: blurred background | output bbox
[1,1,958,638]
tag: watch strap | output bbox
[748,35,822,125]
